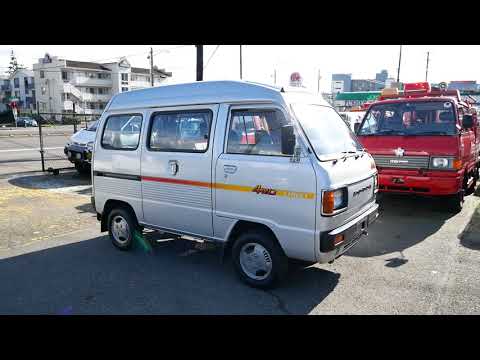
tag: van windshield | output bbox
[291,104,363,161]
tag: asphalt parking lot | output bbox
[0,169,479,315]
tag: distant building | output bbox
[351,79,376,92]
[375,70,388,90]
[448,81,478,92]
[0,69,36,111]
[331,74,352,94]
[33,54,172,116]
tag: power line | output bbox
[203,45,220,70]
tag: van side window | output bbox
[148,110,212,152]
[101,114,142,150]
[227,109,290,156]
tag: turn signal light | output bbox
[334,234,345,246]
[453,159,462,170]
[322,191,335,214]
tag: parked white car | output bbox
[64,120,98,174]
[92,81,379,288]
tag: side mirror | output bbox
[354,122,361,134]
[281,124,296,156]
[463,114,474,129]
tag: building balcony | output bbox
[70,76,112,87]
[81,93,112,102]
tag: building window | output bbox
[121,87,128,92]
[14,78,20,88]
[89,88,95,94]
[40,71,45,79]
[121,73,128,82]
[62,71,68,81]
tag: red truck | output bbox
[355,82,480,212]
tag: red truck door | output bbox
[458,107,476,170]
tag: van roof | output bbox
[106,80,329,111]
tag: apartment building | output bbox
[0,69,36,110]
[33,53,172,116]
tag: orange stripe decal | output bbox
[141,176,315,199]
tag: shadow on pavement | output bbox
[0,234,339,315]
[459,203,480,251]
[8,170,91,196]
[346,193,456,263]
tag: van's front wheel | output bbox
[107,208,137,250]
[232,229,288,289]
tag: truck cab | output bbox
[92,81,379,288]
[356,82,479,212]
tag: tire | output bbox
[75,162,90,175]
[107,207,138,251]
[231,229,288,289]
[447,192,464,214]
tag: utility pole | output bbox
[396,45,402,83]
[240,45,243,80]
[196,45,203,81]
[149,47,154,87]
[425,51,430,82]
[273,69,277,85]
[317,69,322,93]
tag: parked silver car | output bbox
[64,120,98,174]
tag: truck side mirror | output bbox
[354,122,361,134]
[463,114,474,129]
[281,125,296,156]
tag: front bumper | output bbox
[378,171,462,195]
[319,203,379,262]
[64,145,92,164]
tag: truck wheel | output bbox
[107,207,138,251]
[447,192,464,214]
[75,162,90,175]
[232,229,288,289]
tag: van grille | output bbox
[372,155,429,169]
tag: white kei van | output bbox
[92,81,379,288]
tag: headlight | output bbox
[322,188,348,215]
[87,141,94,151]
[430,157,462,170]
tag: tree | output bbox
[6,50,23,75]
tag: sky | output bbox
[1,45,479,92]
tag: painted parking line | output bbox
[0,147,64,153]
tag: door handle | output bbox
[169,160,179,176]
[224,165,237,174]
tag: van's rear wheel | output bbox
[107,207,137,250]
[232,229,288,289]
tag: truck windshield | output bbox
[357,101,457,136]
[291,104,363,160]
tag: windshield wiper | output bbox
[376,129,406,135]
[408,131,451,136]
